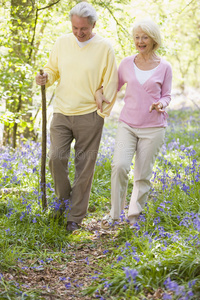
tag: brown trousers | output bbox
[49,112,104,223]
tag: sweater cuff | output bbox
[159,99,168,109]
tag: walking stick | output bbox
[40,69,47,209]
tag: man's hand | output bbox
[149,102,164,113]
[95,87,110,113]
[35,72,48,86]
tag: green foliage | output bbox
[0,110,200,299]
[1,0,200,146]
[82,110,200,299]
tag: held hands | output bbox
[35,72,48,86]
[95,87,110,113]
[149,102,164,113]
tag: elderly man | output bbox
[36,2,118,231]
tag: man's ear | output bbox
[93,21,96,29]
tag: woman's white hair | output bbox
[132,19,162,51]
[69,2,98,25]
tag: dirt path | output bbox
[1,220,111,299]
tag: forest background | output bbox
[0,0,200,147]
[0,0,200,299]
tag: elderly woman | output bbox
[96,19,172,229]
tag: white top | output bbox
[133,62,159,85]
[75,35,95,48]
[118,54,172,128]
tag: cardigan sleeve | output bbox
[159,63,172,108]
[117,60,126,91]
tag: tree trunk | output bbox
[3,0,36,147]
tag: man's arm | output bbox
[44,38,60,88]
[97,47,118,118]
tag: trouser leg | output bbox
[49,112,104,223]
[110,122,137,219]
[128,127,165,222]
[68,112,104,223]
[49,113,73,206]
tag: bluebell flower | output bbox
[32,167,37,173]
[125,242,131,249]
[103,250,109,254]
[188,279,196,288]
[65,282,71,289]
[38,260,44,264]
[163,294,172,300]
[164,277,186,296]
[20,212,25,221]
[193,216,200,232]
[131,246,137,253]
[182,183,190,194]
[123,284,127,290]
[91,276,99,280]
[85,257,89,265]
[124,267,138,283]
[59,277,66,281]
[187,290,194,297]
[117,256,123,262]
[104,281,112,288]
[154,217,161,225]
[133,256,140,262]
[179,217,191,228]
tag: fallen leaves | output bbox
[1,222,106,299]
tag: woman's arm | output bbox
[149,63,172,113]
[95,87,111,113]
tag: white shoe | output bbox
[101,214,118,230]
[129,215,140,226]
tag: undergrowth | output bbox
[0,109,200,299]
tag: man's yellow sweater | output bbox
[44,33,118,118]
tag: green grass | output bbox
[0,109,200,299]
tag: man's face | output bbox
[71,15,96,42]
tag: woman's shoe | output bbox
[101,214,118,230]
[129,215,140,227]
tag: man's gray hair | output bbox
[69,2,98,25]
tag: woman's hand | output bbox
[95,87,110,113]
[149,102,164,113]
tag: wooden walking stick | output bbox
[40,69,47,209]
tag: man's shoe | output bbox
[66,221,79,232]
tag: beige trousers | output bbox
[49,112,104,224]
[110,121,165,222]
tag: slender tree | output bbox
[1,0,62,147]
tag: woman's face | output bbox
[134,27,155,54]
